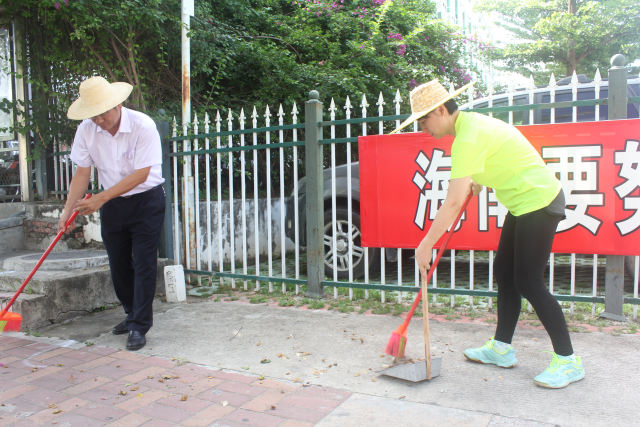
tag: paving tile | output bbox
[74,401,129,423]
[52,412,107,426]
[85,345,120,356]
[62,375,115,395]
[205,369,258,384]
[181,404,235,427]
[74,354,117,371]
[105,412,151,426]
[196,388,253,407]
[135,400,194,423]
[250,378,300,392]
[26,396,88,425]
[277,394,342,412]
[0,383,37,401]
[241,389,288,412]
[18,385,70,408]
[111,350,150,362]
[115,389,167,412]
[223,407,285,427]
[278,420,314,427]
[154,394,213,413]
[31,346,73,361]
[140,419,177,427]
[216,380,267,396]
[63,347,106,361]
[120,365,167,383]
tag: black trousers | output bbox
[493,197,573,356]
[100,185,165,334]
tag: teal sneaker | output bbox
[534,352,585,389]
[463,338,517,368]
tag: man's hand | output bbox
[415,237,434,282]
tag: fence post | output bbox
[602,54,627,321]
[155,110,174,260]
[305,90,324,297]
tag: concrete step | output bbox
[0,251,171,331]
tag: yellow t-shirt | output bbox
[450,111,561,216]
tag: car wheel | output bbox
[323,207,379,280]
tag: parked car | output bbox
[285,162,388,280]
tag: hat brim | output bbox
[390,81,474,134]
[67,82,133,120]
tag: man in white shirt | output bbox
[59,76,165,351]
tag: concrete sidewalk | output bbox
[2,297,639,426]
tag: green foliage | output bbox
[475,0,640,82]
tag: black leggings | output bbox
[493,206,573,356]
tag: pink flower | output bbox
[395,44,406,56]
[55,2,60,9]
[64,0,69,4]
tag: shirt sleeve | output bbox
[69,122,94,168]
[133,117,162,169]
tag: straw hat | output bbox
[67,76,133,120]
[390,79,474,134]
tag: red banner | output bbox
[359,119,640,255]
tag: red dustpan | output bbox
[0,194,90,333]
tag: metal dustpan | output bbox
[380,357,441,382]
[381,277,440,382]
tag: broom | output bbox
[385,192,472,358]
[0,194,90,333]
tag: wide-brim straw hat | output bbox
[390,79,474,134]
[67,76,133,120]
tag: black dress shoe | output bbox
[112,320,129,335]
[126,330,146,351]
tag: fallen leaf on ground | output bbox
[181,395,188,401]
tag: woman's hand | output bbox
[471,180,483,196]
[415,237,434,282]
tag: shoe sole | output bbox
[112,329,128,335]
[534,374,585,389]
[464,353,517,368]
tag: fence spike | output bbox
[264,105,271,126]
[278,104,285,119]
[227,109,233,126]
[252,106,259,127]
[291,102,299,118]
[329,97,337,113]
[571,70,579,86]
[239,108,246,124]
[171,116,177,137]
[204,112,210,125]
[193,113,199,134]
[344,95,353,112]
[360,93,369,109]
[549,73,557,88]
[528,75,536,89]
[594,68,602,83]
[394,89,402,104]
[215,110,222,125]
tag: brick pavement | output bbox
[0,335,351,426]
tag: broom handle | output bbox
[402,192,473,326]
[0,194,91,316]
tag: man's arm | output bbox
[415,176,472,280]
[58,166,91,233]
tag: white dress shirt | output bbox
[70,107,164,196]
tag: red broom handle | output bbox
[0,194,91,316]
[402,192,473,325]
